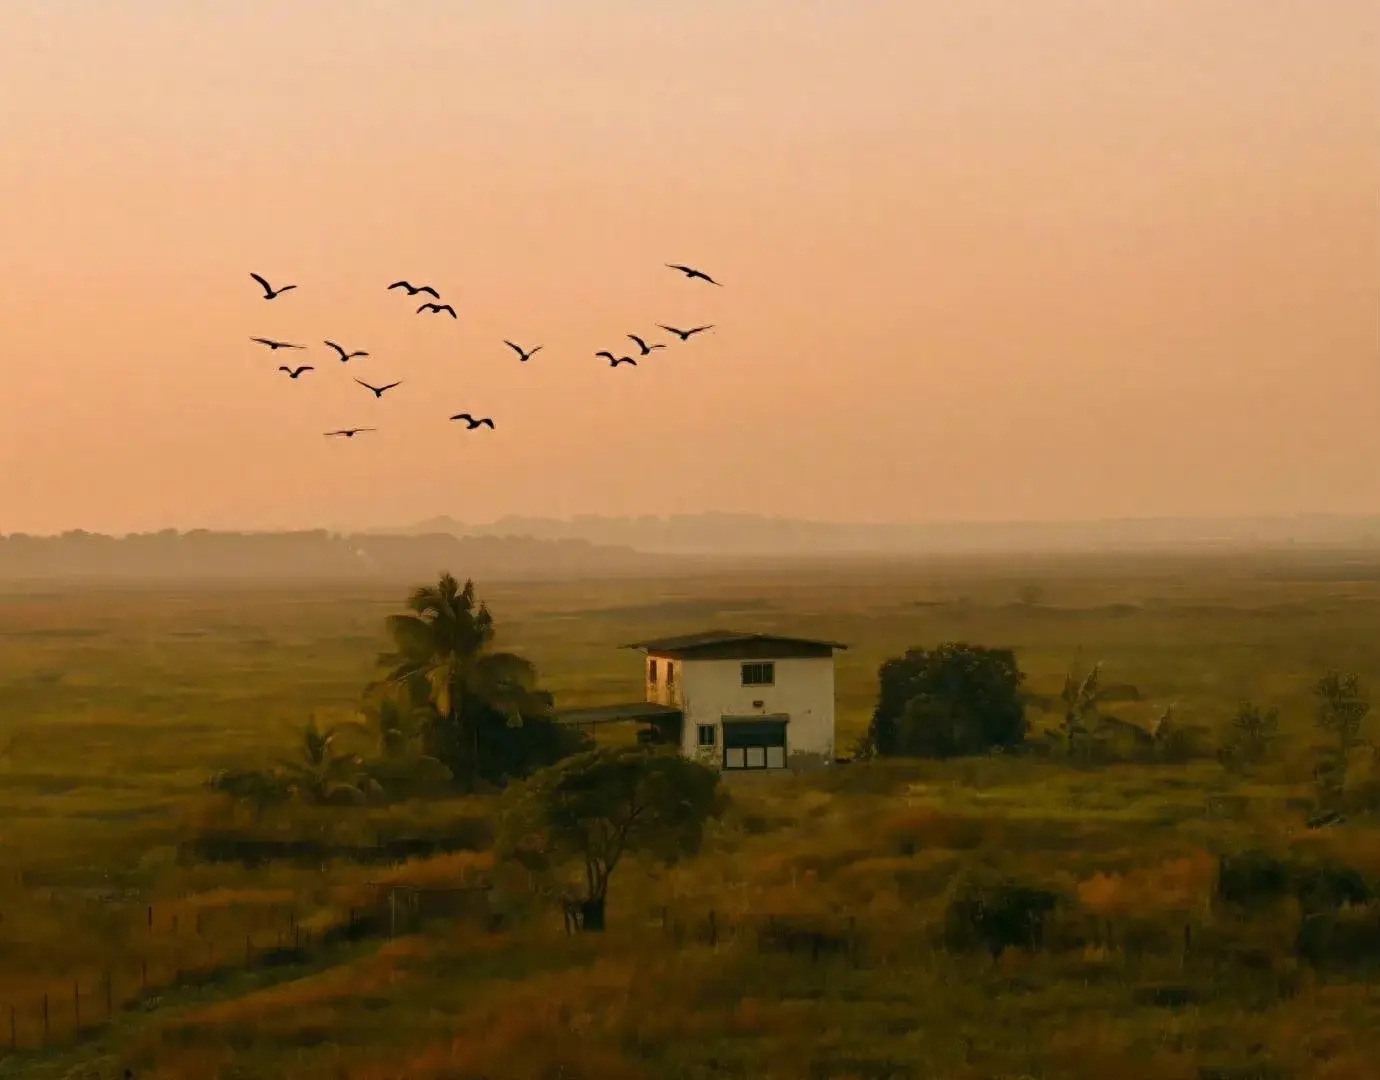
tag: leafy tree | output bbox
[1218,700,1281,770]
[494,746,724,931]
[866,643,1028,759]
[376,573,572,791]
[1313,671,1374,811]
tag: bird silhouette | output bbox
[250,272,296,299]
[278,365,314,379]
[504,340,542,362]
[417,302,457,318]
[627,334,665,356]
[387,281,440,299]
[355,378,401,398]
[609,356,637,367]
[324,340,369,362]
[666,264,721,286]
[657,323,714,341]
[251,337,304,351]
[595,351,617,362]
[325,428,375,438]
[450,413,495,429]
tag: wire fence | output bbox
[0,883,492,1057]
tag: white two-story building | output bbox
[618,630,847,771]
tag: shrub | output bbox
[943,872,1063,958]
[867,643,1028,759]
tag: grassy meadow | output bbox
[3,550,1380,1078]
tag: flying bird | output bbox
[354,378,401,398]
[417,302,457,318]
[278,365,314,379]
[450,413,495,429]
[666,264,721,286]
[627,334,665,356]
[250,272,296,299]
[324,340,369,362]
[657,324,714,341]
[595,351,617,362]
[504,340,542,362]
[387,281,440,299]
[325,428,375,438]
[251,337,304,351]
[609,356,637,367]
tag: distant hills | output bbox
[0,529,686,582]
[370,512,1380,556]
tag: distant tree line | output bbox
[859,641,1379,820]
[0,529,665,580]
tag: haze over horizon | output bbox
[4,1,1376,537]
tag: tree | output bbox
[356,683,456,797]
[494,746,725,931]
[279,718,382,805]
[865,643,1029,759]
[1037,658,1142,761]
[1218,700,1281,770]
[1149,702,1210,764]
[1313,671,1374,811]
[376,573,567,792]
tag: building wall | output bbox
[674,656,835,769]
[645,655,683,709]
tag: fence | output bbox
[0,883,491,1057]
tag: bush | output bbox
[944,872,1063,958]
[1217,849,1373,913]
[867,643,1028,759]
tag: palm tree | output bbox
[280,718,379,805]
[377,573,552,792]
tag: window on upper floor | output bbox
[648,659,658,684]
[666,663,675,690]
[741,662,775,687]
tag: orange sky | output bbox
[2,1,1376,535]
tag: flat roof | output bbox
[620,630,848,653]
[554,701,683,726]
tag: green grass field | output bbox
[3,551,1380,1079]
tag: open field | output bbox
[3,550,1380,1078]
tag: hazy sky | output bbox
[2,1,1376,534]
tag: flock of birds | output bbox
[246,265,721,439]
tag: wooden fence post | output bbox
[147,905,153,930]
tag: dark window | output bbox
[648,659,658,684]
[697,723,716,747]
[667,664,675,690]
[741,662,775,687]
